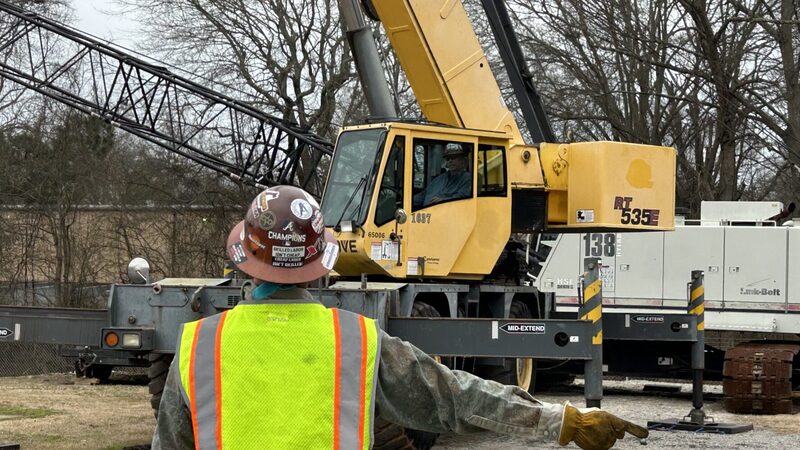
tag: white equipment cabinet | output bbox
[535,202,800,334]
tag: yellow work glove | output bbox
[558,402,649,450]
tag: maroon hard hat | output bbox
[226,186,338,284]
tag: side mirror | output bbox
[127,257,151,284]
[392,209,407,267]
[394,208,408,224]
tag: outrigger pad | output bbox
[647,419,753,434]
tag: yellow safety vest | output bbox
[176,298,380,450]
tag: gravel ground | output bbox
[438,378,800,449]
[0,373,797,449]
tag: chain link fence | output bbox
[0,342,148,378]
[0,342,74,376]
[0,206,237,378]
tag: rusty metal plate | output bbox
[723,358,793,379]
[723,398,793,415]
[724,343,799,362]
[723,379,792,398]
[722,343,799,415]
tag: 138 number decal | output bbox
[583,233,616,257]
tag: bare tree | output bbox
[115,0,355,138]
[676,0,761,201]
[508,0,688,143]
[505,0,795,212]
[0,106,117,306]
[727,0,800,197]
[508,0,710,210]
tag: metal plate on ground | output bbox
[648,419,753,434]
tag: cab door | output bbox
[366,133,408,278]
[404,135,477,278]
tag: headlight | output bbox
[122,333,142,349]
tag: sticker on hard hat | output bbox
[257,190,280,212]
[268,230,306,243]
[321,242,339,270]
[272,246,305,268]
[500,323,546,334]
[311,210,324,233]
[230,243,248,264]
[291,199,313,220]
[258,210,277,230]
[248,233,267,249]
[0,327,13,338]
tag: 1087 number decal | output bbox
[412,213,432,224]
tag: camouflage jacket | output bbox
[152,288,563,449]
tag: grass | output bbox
[0,403,58,420]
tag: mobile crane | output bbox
[0,0,677,448]
[318,0,675,404]
[326,0,675,283]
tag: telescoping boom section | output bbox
[323,0,676,280]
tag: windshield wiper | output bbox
[334,176,367,232]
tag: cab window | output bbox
[412,139,473,211]
[477,144,506,196]
[375,136,405,226]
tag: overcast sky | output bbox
[72,0,139,48]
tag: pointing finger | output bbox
[624,421,649,439]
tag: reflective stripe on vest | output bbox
[177,304,380,450]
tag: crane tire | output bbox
[87,364,113,382]
[373,417,436,450]
[372,301,442,450]
[373,417,416,450]
[411,300,439,319]
[411,301,453,368]
[480,300,536,392]
[148,353,173,418]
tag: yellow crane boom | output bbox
[372,0,526,145]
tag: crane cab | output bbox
[321,121,516,279]
[321,121,676,280]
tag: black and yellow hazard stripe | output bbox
[580,275,603,345]
[689,276,704,331]
[223,260,235,279]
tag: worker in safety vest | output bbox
[152,185,648,450]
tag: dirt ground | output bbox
[0,373,798,449]
[0,373,153,450]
